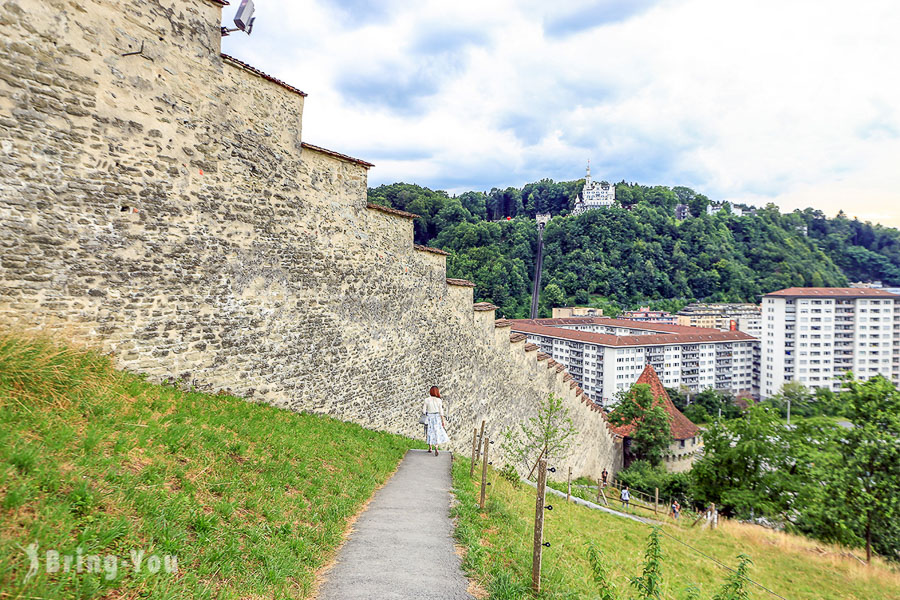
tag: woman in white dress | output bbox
[423,386,450,455]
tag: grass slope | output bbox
[451,458,900,600]
[0,333,420,599]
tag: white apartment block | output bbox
[761,288,900,398]
[511,318,758,406]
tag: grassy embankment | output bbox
[451,458,900,600]
[0,333,421,598]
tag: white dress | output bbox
[422,396,450,445]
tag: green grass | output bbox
[451,457,900,599]
[0,333,421,599]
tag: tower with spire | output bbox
[572,160,615,215]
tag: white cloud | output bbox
[223,0,900,226]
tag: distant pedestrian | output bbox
[620,486,630,510]
[422,386,450,456]
[601,469,608,487]
[671,500,680,520]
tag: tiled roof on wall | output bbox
[413,244,448,256]
[303,143,374,168]
[473,302,499,311]
[365,203,418,219]
[446,278,476,287]
[221,53,307,97]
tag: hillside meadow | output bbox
[451,457,900,599]
[0,332,420,599]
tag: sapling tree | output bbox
[501,393,577,477]
[711,555,752,600]
[630,527,664,600]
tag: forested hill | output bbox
[368,181,900,319]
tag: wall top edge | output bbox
[222,53,307,97]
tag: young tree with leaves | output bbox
[500,393,577,477]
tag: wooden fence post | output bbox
[479,436,490,510]
[532,459,548,594]
[654,488,659,515]
[711,503,717,530]
[469,427,478,477]
[596,478,602,504]
[475,419,485,460]
[566,466,572,503]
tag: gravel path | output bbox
[315,449,473,600]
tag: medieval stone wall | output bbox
[0,0,622,478]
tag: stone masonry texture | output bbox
[0,0,622,479]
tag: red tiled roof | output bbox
[221,53,307,97]
[510,322,756,347]
[765,287,898,298]
[207,0,229,6]
[473,302,498,312]
[510,333,527,343]
[524,343,539,352]
[609,365,700,441]
[303,143,374,168]
[494,319,511,328]
[365,203,418,219]
[447,278,475,287]
[511,317,714,335]
[413,244,448,256]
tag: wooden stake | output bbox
[475,419,485,460]
[711,503,717,530]
[527,446,546,480]
[469,427,478,477]
[654,488,659,515]
[479,436,489,510]
[532,458,548,594]
[566,466,572,503]
[596,478,601,504]
[691,505,709,528]
[599,486,609,507]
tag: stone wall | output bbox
[0,0,623,478]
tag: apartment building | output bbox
[761,287,900,398]
[676,302,762,335]
[511,317,757,406]
[621,306,678,325]
[551,306,604,318]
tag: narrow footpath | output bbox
[316,449,473,600]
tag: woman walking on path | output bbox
[423,386,450,455]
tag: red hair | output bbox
[429,386,441,398]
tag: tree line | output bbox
[368,180,900,318]
[613,376,900,564]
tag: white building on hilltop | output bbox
[572,161,615,215]
[761,287,900,398]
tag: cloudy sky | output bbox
[222,0,900,226]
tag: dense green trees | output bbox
[685,375,900,562]
[368,180,899,318]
